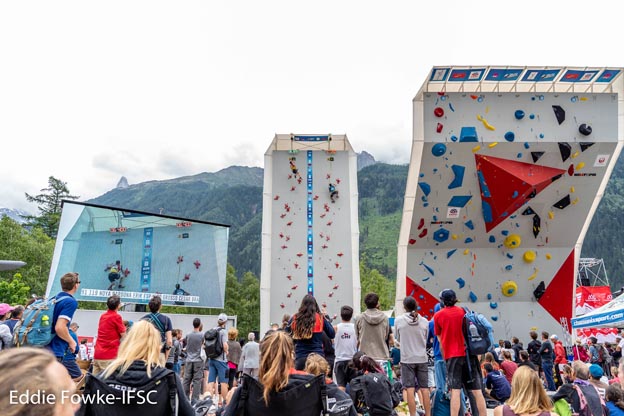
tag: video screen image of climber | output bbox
[45,201,229,308]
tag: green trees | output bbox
[0,272,31,305]
[23,176,79,238]
[0,216,54,299]
[359,260,395,311]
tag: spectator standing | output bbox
[433,289,487,416]
[4,305,23,335]
[183,318,205,402]
[141,295,173,364]
[527,330,542,372]
[355,292,392,361]
[538,331,556,391]
[286,294,335,370]
[395,295,431,416]
[239,332,260,377]
[333,305,358,391]
[93,294,126,375]
[166,328,182,370]
[207,313,230,406]
[48,272,82,383]
[573,338,590,362]
[511,336,523,364]
[0,303,14,350]
[227,327,242,389]
[552,334,567,387]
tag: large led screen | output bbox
[46,201,229,308]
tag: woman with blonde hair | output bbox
[0,347,80,416]
[224,330,327,416]
[494,365,555,416]
[304,353,357,416]
[81,320,194,415]
[227,327,242,389]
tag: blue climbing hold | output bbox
[504,131,515,142]
[465,220,474,230]
[432,143,447,157]
[491,316,498,322]
[433,228,450,243]
[487,293,492,300]
[505,265,513,271]
[514,110,525,120]
[456,277,465,289]
[464,237,473,244]
[489,302,498,309]
[460,127,478,142]
[448,165,466,189]
[418,182,431,196]
[451,135,458,142]
[447,249,457,258]
[469,291,478,303]
[489,235,496,243]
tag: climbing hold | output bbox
[522,207,536,216]
[408,238,416,245]
[558,142,572,162]
[580,142,595,152]
[548,211,554,220]
[579,124,592,136]
[506,253,513,259]
[418,182,431,196]
[464,237,473,244]
[489,302,498,309]
[488,235,496,243]
[531,152,545,163]
[452,234,458,240]
[448,165,466,189]
[418,218,425,230]
[487,293,492,300]
[460,127,478,142]
[528,268,539,281]
[512,191,518,198]
[504,132,515,142]
[503,234,522,249]
[436,123,443,133]
[488,142,498,148]
[546,253,552,260]
[477,114,496,131]
[570,186,575,193]
[451,135,458,142]
[432,143,447,157]
[571,151,580,159]
[505,265,513,271]
[576,162,585,170]
[447,249,457,258]
[501,281,518,297]
[434,107,445,117]
[552,105,565,125]
[463,249,470,255]
[491,316,498,321]
[553,195,571,210]
[456,277,466,289]
[523,250,536,263]
[532,215,541,238]
[514,110,525,120]
[572,197,579,205]
[472,145,481,153]
[433,228,450,243]
[448,195,472,207]
[420,262,435,276]
[469,291,478,302]
[465,220,474,230]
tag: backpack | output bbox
[13,295,64,347]
[572,383,608,416]
[462,307,492,356]
[142,313,167,352]
[350,372,399,416]
[430,388,451,416]
[233,373,328,416]
[76,369,178,416]
[553,398,573,416]
[597,346,607,364]
[204,327,224,359]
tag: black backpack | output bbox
[350,372,400,416]
[462,307,491,355]
[204,327,224,359]
[232,373,328,416]
[77,369,178,416]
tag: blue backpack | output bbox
[13,295,62,347]
[463,307,492,355]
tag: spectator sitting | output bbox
[493,366,555,416]
[99,320,194,415]
[484,363,511,403]
[551,360,608,416]
[500,350,519,384]
[305,353,357,416]
[517,350,537,371]
[0,347,81,416]
[589,363,609,399]
[606,384,624,416]
[482,351,501,378]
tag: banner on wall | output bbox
[575,286,619,342]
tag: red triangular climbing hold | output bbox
[537,250,575,331]
[475,154,566,232]
[405,277,439,320]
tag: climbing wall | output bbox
[260,135,360,333]
[397,66,624,339]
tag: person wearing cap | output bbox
[93,294,126,374]
[0,303,14,350]
[141,295,173,364]
[207,313,230,405]
[589,363,609,399]
[433,289,487,416]
[552,334,567,388]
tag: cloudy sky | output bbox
[1,1,621,211]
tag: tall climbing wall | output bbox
[261,134,360,333]
[397,66,624,338]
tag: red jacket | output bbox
[554,340,567,364]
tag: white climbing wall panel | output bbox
[261,134,360,333]
[397,66,624,339]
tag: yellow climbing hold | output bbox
[571,151,580,159]
[580,97,588,101]
[546,253,552,260]
[530,326,538,331]
[503,234,521,249]
[572,197,579,205]
[477,114,496,131]
[576,162,585,170]
[528,268,539,281]
[472,145,481,153]
[501,280,518,297]
[548,211,554,220]
[523,250,536,263]
[488,142,498,148]
[452,234,458,240]
[463,249,470,255]
[570,186,575,193]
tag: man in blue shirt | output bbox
[484,363,511,403]
[49,272,82,383]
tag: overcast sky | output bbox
[1,1,621,212]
